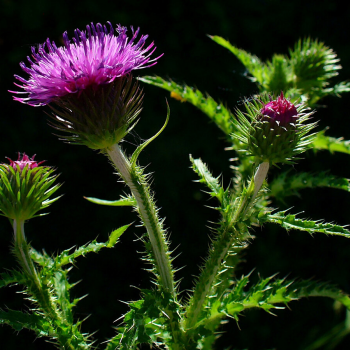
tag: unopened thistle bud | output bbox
[11,22,162,150]
[233,92,316,165]
[0,153,61,221]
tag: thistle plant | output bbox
[2,22,350,350]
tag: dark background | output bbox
[1,0,350,349]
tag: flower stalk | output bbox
[185,160,269,333]
[12,219,90,350]
[13,219,39,281]
[184,229,240,331]
[12,219,60,324]
[252,161,270,200]
[106,143,175,294]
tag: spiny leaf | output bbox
[30,248,54,267]
[53,241,108,268]
[53,227,129,268]
[312,128,350,155]
[84,195,136,206]
[289,38,341,93]
[139,76,235,136]
[107,224,131,248]
[218,276,350,321]
[210,36,349,107]
[0,309,54,335]
[262,210,350,238]
[209,35,268,86]
[105,289,177,350]
[189,155,224,201]
[269,171,350,199]
[53,269,74,323]
[0,270,27,288]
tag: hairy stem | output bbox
[185,162,269,332]
[13,220,89,350]
[184,230,239,330]
[106,144,175,294]
[13,219,53,314]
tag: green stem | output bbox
[13,220,89,350]
[184,162,269,332]
[13,219,52,312]
[252,161,269,200]
[106,144,175,294]
[107,144,185,348]
[184,230,239,330]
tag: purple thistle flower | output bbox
[11,22,161,106]
[6,153,45,171]
[260,92,298,127]
[11,22,162,150]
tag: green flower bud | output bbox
[233,92,316,165]
[0,153,61,221]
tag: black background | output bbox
[1,0,350,349]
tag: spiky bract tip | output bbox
[49,74,143,149]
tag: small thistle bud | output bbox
[233,92,316,165]
[259,93,298,127]
[0,153,61,221]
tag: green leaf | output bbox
[197,274,350,343]
[262,210,350,238]
[130,101,169,168]
[105,289,175,350]
[189,156,224,201]
[107,224,131,248]
[47,225,130,268]
[0,270,27,288]
[53,270,74,323]
[312,129,350,155]
[210,36,349,107]
[84,195,136,206]
[139,76,235,136]
[0,309,53,336]
[209,35,268,86]
[30,248,54,267]
[289,38,341,101]
[269,171,350,199]
[223,277,350,319]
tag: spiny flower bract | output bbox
[232,92,317,165]
[12,22,160,106]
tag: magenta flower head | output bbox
[260,92,298,127]
[233,92,316,165]
[11,22,162,150]
[0,153,61,220]
[7,153,45,171]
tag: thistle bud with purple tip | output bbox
[0,153,61,221]
[233,92,316,165]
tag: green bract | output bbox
[232,93,317,165]
[0,161,61,220]
[49,74,143,150]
